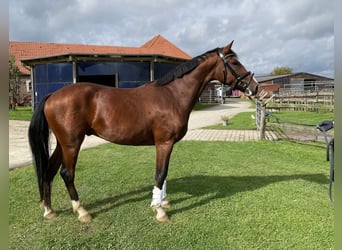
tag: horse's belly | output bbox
[98,127,155,146]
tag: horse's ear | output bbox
[222,40,234,54]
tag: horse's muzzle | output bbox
[241,73,259,97]
[244,88,253,96]
[244,83,259,97]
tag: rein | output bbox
[217,48,253,94]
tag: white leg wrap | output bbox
[72,200,89,219]
[150,182,170,222]
[150,186,163,207]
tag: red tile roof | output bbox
[141,34,191,59]
[9,34,192,75]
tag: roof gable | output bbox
[140,34,191,59]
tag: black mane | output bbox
[155,58,199,86]
[155,47,223,86]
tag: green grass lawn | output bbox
[8,106,33,120]
[9,141,333,249]
[267,110,334,125]
[206,110,334,130]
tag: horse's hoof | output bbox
[161,200,171,209]
[44,211,58,220]
[152,206,169,222]
[78,213,92,223]
[156,213,169,222]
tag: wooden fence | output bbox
[255,89,334,142]
[267,91,334,112]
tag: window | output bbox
[26,80,32,92]
[34,63,73,83]
[47,63,73,83]
[33,63,73,106]
[78,61,150,88]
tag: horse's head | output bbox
[215,41,259,97]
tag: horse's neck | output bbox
[167,59,217,113]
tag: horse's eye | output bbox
[232,60,240,66]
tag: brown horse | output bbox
[28,41,259,222]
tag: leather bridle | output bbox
[217,48,254,95]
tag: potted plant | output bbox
[221,115,229,126]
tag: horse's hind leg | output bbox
[59,144,92,223]
[42,143,63,219]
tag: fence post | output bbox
[259,102,266,140]
[255,91,274,140]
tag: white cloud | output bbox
[9,0,334,77]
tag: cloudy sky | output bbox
[9,0,334,77]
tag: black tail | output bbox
[28,95,51,202]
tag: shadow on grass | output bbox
[84,173,328,219]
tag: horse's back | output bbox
[49,82,110,98]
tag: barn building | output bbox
[256,72,334,95]
[10,35,191,108]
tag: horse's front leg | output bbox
[151,141,174,222]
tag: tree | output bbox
[269,66,293,76]
[9,54,21,110]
